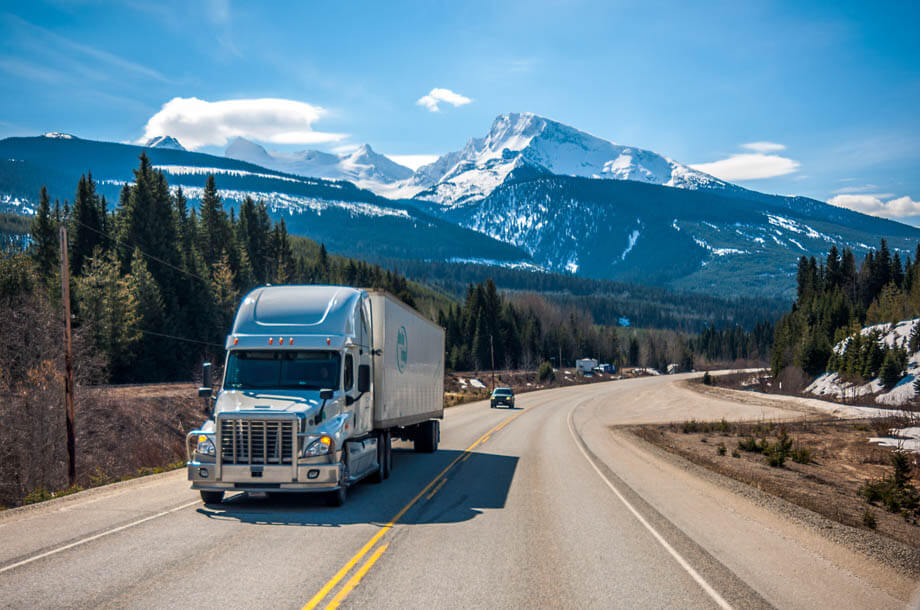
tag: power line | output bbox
[65,218,225,349]
[67,216,211,285]
[138,328,225,349]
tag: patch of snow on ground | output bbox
[672,219,680,231]
[469,378,485,389]
[807,319,920,406]
[712,247,747,256]
[788,238,805,251]
[870,427,920,453]
[620,230,640,260]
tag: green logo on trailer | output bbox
[396,326,408,373]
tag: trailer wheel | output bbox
[414,420,439,453]
[200,490,224,504]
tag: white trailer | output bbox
[186,286,444,507]
[575,358,598,375]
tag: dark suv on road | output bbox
[490,387,515,408]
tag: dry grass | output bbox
[631,417,920,549]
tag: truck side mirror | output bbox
[358,364,371,393]
[319,389,334,400]
[198,362,212,397]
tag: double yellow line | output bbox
[303,407,529,610]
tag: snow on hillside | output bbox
[101,179,409,220]
[409,113,730,207]
[807,319,920,406]
[224,138,412,193]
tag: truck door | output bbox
[352,297,374,434]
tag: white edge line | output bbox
[566,410,733,610]
[0,499,200,575]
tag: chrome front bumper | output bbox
[188,461,342,492]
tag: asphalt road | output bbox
[1,374,917,609]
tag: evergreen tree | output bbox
[69,173,106,276]
[125,248,165,379]
[29,186,58,279]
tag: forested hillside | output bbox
[772,239,920,381]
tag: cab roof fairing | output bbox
[229,285,366,345]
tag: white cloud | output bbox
[691,153,800,181]
[386,154,439,170]
[741,141,786,153]
[416,88,472,112]
[139,97,346,150]
[827,194,920,219]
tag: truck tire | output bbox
[414,420,439,453]
[327,484,347,507]
[200,490,224,504]
[383,429,392,479]
[369,432,387,484]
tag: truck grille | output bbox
[219,418,294,464]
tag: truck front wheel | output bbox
[327,484,347,507]
[200,490,224,504]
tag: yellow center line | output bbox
[302,405,531,610]
[324,543,389,610]
[425,477,448,500]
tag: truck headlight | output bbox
[196,434,216,457]
[303,435,334,457]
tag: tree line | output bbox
[439,279,772,372]
[772,239,920,380]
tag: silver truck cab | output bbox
[187,285,380,506]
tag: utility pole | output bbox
[559,345,563,371]
[59,226,76,487]
[490,334,495,391]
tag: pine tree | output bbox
[210,252,239,336]
[198,174,228,269]
[126,248,165,380]
[69,173,106,275]
[29,186,58,279]
[75,250,139,379]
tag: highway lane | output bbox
[0,374,916,608]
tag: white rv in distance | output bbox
[187,286,444,507]
[575,358,598,375]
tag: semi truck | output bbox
[186,285,445,506]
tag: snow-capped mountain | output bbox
[225,138,412,193]
[408,113,730,207]
[144,135,186,151]
[43,132,76,140]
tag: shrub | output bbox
[764,432,793,468]
[23,487,52,505]
[738,437,759,452]
[716,418,730,434]
[858,450,920,516]
[791,446,813,464]
[717,443,726,456]
[538,361,555,382]
[702,371,713,386]
[731,449,741,458]
[862,508,877,529]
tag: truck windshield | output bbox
[224,350,341,390]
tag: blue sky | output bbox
[1,0,918,222]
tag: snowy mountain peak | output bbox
[224,139,412,190]
[410,112,730,206]
[43,132,76,140]
[144,135,186,151]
